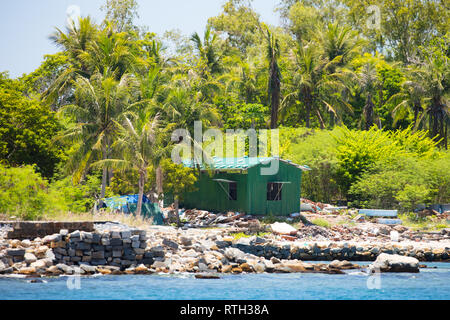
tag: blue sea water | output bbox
[0,262,449,300]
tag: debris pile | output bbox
[162,208,263,232]
[300,199,347,214]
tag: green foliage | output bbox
[333,126,403,193]
[1,0,448,219]
[349,150,449,210]
[0,74,63,178]
[395,184,432,212]
[282,125,448,209]
[281,127,341,203]
[161,159,198,201]
[311,218,332,229]
[48,173,105,213]
[399,212,450,231]
[0,164,50,220]
[221,102,268,129]
[231,232,270,240]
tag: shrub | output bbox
[0,164,49,220]
[311,218,332,228]
[281,127,342,203]
[48,173,104,214]
[282,125,448,210]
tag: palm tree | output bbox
[45,17,98,104]
[94,111,161,216]
[159,86,219,135]
[388,76,426,129]
[417,55,449,147]
[45,18,135,105]
[316,23,364,71]
[263,28,281,129]
[58,72,134,201]
[283,43,352,129]
[80,22,135,80]
[190,26,222,76]
[357,62,379,130]
[316,23,363,126]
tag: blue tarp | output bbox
[103,195,164,225]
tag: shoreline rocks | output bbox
[369,253,420,273]
[1,223,449,278]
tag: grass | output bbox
[41,210,154,229]
[311,218,332,229]
[337,220,356,227]
[230,232,270,240]
[259,214,288,225]
[399,213,450,231]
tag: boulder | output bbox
[30,259,47,269]
[329,260,360,270]
[270,222,297,235]
[179,236,192,246]
[135,264,150,274]
[24,252,37,264]
[56,263,74,275]
[18,266,36,275]
[7,249,25,257]
[21,240,32,248]
[195,273,220,279]
[46,265,62,275]
[224,248,246,262]
[163,238,179,250]
[370,253,419,273]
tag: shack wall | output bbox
[181,171,249,213]
[247,160,302,216]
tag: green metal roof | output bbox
[182,157,311,171]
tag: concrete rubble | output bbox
[1,221,449,278]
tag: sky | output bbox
[0,0,281,78]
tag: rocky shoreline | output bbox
[0,222,449,278]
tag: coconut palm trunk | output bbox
[364,94,375,130]
[303,89,312,128]
[156,165,163,202]
[174,196,180,227]
[100,142,108,206]
[136,169,146,217]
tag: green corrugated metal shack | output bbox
[180,157,310,216]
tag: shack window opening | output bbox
[267,182,282,201]
[229,182,237,201]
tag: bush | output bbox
[349,151,448,210]
[48,174,104,214]
[0,164,49,220]
[281,127,342,203]
[281,125,448,210]
[0,163,107,220]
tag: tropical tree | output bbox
[58,72,134,201]
[264,28,281,129]
[94,111,162,216]
[45,17,98,103]
[161,159,197,227]
[46,17,136,105]
[316,23,364,70]
[417,54,449,147]
[101,0,140,33]
[357,62,379,130]
[0,74,62,178]
[283,42,352,128]
[388,75,426,129]
[190,26,223,77]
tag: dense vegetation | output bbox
[0,0,448,219]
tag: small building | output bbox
[180,157,310,216]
